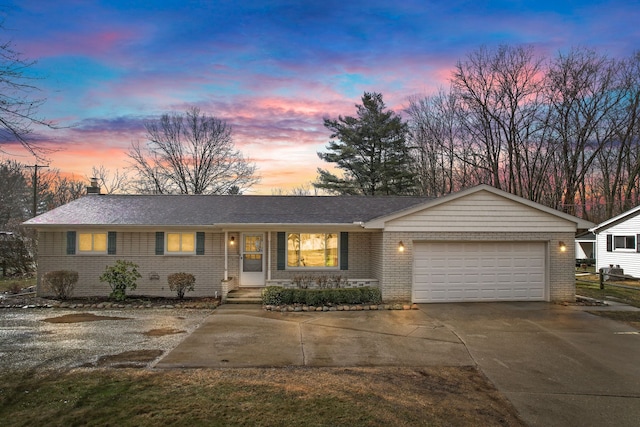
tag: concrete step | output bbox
[226,288,263,304]
[225,297,262,304]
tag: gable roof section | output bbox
[364,184,594,230]
[590,204,640,234]
[23,194,432,228]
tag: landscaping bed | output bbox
[0,294,221,309]
[264,303,419,312]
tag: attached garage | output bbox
[412,241,546,303]
[366,185,594,303]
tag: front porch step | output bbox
[226,288,262,304]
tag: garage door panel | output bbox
[413,242,546,303]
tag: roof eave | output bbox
[590,205,640,233]
[24,222,368,230]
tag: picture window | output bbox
[287,233,338,268]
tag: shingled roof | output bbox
[23,194,432,227]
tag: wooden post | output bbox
[599,269,604,290]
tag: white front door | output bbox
[240,233,265,287]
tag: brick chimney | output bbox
[86,178,101,195]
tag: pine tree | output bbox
[314,92,416,195]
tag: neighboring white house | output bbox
[590,205,640,278]
[575,231,596,263]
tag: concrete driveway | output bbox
[156,304,472,368]
[157,302,640,427]
[425,302,640,427]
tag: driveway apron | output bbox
[423,302,640,427]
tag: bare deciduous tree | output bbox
[406,90,464,196]
[0,20,55,157]
[592,52,640,218]
[407,46,640,222]
[37,169,85,212]
[544,48,624,216]
[89,165,130,194]
[452,45,549,200]
[270,184,319,196]
[128,107,259,195]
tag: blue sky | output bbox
[3,0,640,192]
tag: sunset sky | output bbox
[3,0,640,193]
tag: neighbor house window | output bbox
[78,232,107,253]
[287,233,338,268]
[614,235,636,250]
[166,232,195,254]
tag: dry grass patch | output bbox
[0,367,524,426]
[143,328,186,337]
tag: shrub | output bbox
[262,286,381,306]
[315,275,329,289]
[262,286,285,305]
[99,260,141,301]
[168,272,196,299]
[7,280,22,294]
[42,270,78,300]
[360,287,382,304]
[330,275,346,288]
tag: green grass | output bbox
[576,280,640,308]
[0,367,524,427]
[0,276,35,294]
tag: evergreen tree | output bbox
[314,92,416,195]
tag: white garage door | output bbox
[413,242,546,303]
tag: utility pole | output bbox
[25,164,49,217]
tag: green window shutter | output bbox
[277,232,286,270]
[66,231,76,255]
[340,232,349,270]
[606,235,612,252]
[196,232,205,255]
[155,232,164,255]
[107,231,117,255]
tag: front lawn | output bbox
[0,367,524,426]
[576,280,640,308]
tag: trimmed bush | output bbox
[99,260,141,301]
[262,286,285,305]
[262,286,381,306]
[42,270,78,300]
[168,272,196,299]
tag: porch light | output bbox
[559,241,567,252]
[230,236,235,245]
[398,241,405,252]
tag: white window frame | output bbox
[613,235,636,251]
[165,232,196,254]
[286,232,339,269]
[77,232,108,254]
